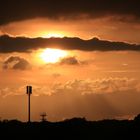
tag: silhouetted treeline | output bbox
[1,115,140,139]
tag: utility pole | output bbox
[26,86,32,123]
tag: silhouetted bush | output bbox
[134,114,140,122]
[0,115,140,139]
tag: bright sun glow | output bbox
[40,48,68,63]
[42,32,64,38]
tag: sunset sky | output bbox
[0,0,140,121]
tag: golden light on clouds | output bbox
[41,32,65,38]
[39,48,68,63]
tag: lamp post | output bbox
[26,86,32,123]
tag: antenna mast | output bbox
[26,86,32,123]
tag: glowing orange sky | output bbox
[0,14,140,121]
[1,18,140,43]
[0,48,140,121]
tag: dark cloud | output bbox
[3,56,31,70]
[59,57,79,65]
[0,35,140,53]
[0,0,140,25]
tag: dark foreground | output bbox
[1,116,140,140]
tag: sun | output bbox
[39,48,68,63]
[41,32,64,38]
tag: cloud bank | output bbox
[59,57,79,65]
[0,0,140,25]
[52,78,139,95]
[0,35,140,53]
[3,56,31,70]
[0,78,140,120]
